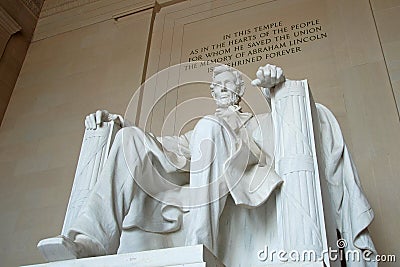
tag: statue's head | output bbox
[210,65,245,107]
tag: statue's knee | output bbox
[117,126,142,137]
[114,127,144,144]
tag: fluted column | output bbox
[272,80,329,263]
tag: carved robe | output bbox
[69,109,282,256]
[68,84,376,267]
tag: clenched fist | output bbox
[251,64,285,89]
[84,110,123,130]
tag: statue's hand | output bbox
[85,110,122,130]
[251,64,285,89]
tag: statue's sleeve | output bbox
[316,103,377,266]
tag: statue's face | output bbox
[212,71,239,107]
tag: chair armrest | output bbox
[61,121,122,235]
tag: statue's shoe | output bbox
[37,235,80,262]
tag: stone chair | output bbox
[37,80,375,267]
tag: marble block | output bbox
[23,245,225,267]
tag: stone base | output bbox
[23,245,225,267]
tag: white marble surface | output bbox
[61,120,121,237]
[36,64,376,267]
[26,245,223,267]
[38,64,286,262]
[272,80,329,263]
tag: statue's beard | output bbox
[215,94,240,108]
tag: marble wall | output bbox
[0,0,153,265]
[371,0,400,115]
[0,0,399,266]
[0,0,44,123]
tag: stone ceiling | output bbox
[20,0,45,17]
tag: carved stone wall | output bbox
[0,0,399,266]
[20,0,45,17]
[33,0,155,41]
[0,3,153,266]
[0,0,43,123]
[371,1,400,115]
[0,6,22,56]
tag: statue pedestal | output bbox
[23,245,225,267]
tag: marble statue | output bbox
[38,64,377,267]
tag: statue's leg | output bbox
[185,115,236,254]
[40,126,178,261]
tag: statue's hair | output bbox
[210,65,245,97]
